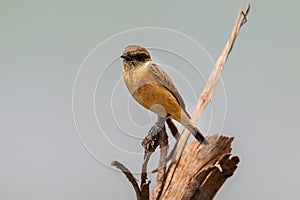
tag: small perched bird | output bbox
[121,45,206,144]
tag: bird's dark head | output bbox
[121,45,151,70]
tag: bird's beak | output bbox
[120,53,131,60]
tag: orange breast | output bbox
[132,82,183,121]
[123,64,188,123]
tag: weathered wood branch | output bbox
[150,127,168,200]
[172,3,250,163]
[141,151,152,200]
[186,154,239,200]
[160,134,239,199]
[111,125,169,200]
[157,4,250,199]
[110,161,141,200]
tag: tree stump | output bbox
[160,134,239,200]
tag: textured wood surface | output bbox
[160,134,239,200]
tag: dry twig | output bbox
[151,127,168,200]
[110,161,141,200]
[172,4,250,162]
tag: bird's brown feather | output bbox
[149,62,191,119]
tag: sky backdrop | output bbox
[1,0,299,199]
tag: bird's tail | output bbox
[182,122,208,144]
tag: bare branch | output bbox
[160,4,250,199]
[141,151,152,189]
[111,161,141,200]
[151,127,168,200]
[172,4,250,163]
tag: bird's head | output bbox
[121,45,151,71]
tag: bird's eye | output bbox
[136,53,148,62]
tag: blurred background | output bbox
[1,0,299,199]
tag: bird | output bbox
[121,45,207,144]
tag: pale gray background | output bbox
[1,0,299,199]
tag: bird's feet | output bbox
[142,115,169,152]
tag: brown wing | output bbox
[149,62,191,118]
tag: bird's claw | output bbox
[142,115,169,152]
[142,134,159,152]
